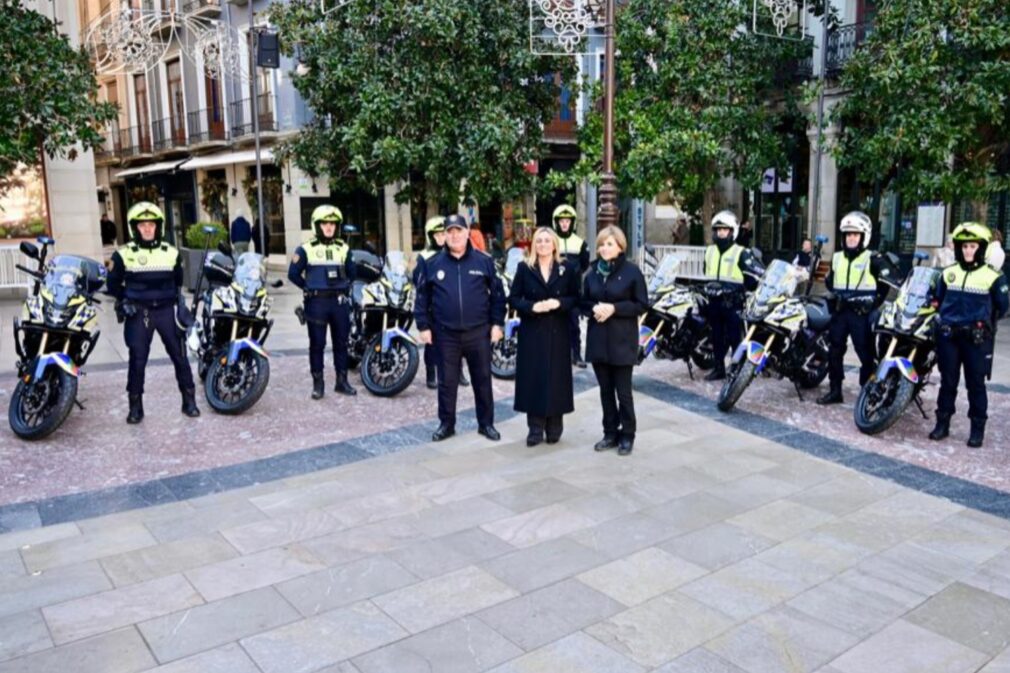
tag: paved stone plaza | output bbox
[1,288,1009,672]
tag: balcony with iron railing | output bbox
[186,107,229,147]
[181,0,221,15]
[118,125,154,160]
[825,21,873,78]
[230,93,277,139]
[152,117,188,154]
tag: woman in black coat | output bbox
[582,225,648,455]
[510,228,582,446]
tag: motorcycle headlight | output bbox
[45,305,70,326]
[238,295,258,315]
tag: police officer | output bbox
[107,202,199,424]
[288,205,357,399]
[415,216,447,389]
[414,214,506,442]
[817,211,893,405]
[552,204,590,368]
[702,210,764,380]
[929,222,1008,447]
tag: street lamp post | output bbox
[596,0,619,230]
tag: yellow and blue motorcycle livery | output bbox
[637,254,714,376]
[854,258,939,435]
[9,238,106,439]
[717,258,831,412]
[189,248,273,415]
[491,247,524,380]
[354,250,419,396]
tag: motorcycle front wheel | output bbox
[9,368,78,440]
[717,359,757,412]
[205,350,270,415]
[490,336,518,379]
[854,370,916,435]
[361,334,419,397]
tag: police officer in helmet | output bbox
[702,210,764,380]
[416,216,447,389]
[929,222,1008,447]
[288,204,357,399]
[552,204,590,368]
[817,211,893,405]
[107,201,200,424]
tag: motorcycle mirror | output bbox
[19,241,39,259]
[271,279,284,288]
[914,251,929,261]
[36,235,55,246]
[815,235,829,244]
[217,241,233,256]
[201,225,217,235]
[342,224,358,234]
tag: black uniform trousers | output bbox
[828,307,875,386]
[436,325,494,428]
[707,300,743,364]
[936,329,990,420]
[305,295,351,375]
[592,362,636,440]
[125,303,194,395]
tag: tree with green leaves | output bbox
[554,0,819,223]
[0,0,116,198]
[268,0,576,208]
[834,0,1010,203]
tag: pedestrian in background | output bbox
[230,210,252,256]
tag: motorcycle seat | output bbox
[804,297,831,331]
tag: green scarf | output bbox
[596,258,613,279]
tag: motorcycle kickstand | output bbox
[686,359,695,381]
[913,394,928,420]
[73,398,86,411]
[793,380,805,402]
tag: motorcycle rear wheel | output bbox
[361,334,419,397]
[717,359,757,412]
[205,350,270,415]
[491,336,517,379]
[9,369,78,441]
[854,370,916,435]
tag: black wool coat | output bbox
[510,259,581,416]
[581,255,648,367]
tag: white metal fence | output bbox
[0,245,31,292]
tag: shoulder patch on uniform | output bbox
[946,271,957,283]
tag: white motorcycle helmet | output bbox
[711,210,739,241]
[839,210,872,251]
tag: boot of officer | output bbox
[552,204,590,368]
[817,211,892,405]
[929,223,1008,447]
[288,204,357,398]
[702,210,763,381]
[415,216,447,389]
[106,202,200,423]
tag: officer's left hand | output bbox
[491,326,504,343]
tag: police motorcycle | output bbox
[853,252,939,435]
[348,250,420,396]
[637,252,715,376]
[187,233,276,415]
[716,242,832,412]
[490,247,524,380]
[9,237,106,440]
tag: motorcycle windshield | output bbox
[43,257,87,309]
[753,260,799,306]
[504,247,524,279]
[897,267,939,317]
[233,253,265,299]
[382,251,409,300]
[648,255,681,294]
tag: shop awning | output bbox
[114,159,189,180]
[177,149,275,171]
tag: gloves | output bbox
[115,299,137,324]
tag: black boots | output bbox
[127,394,144,424]
[432,423,455,441]
[618,437,634,456]
[334,371,357,396]
[311,372,325,400]
[594,435,618,451]
[929,414,951,441]
[181,388,201,417]
[426,366,437,390]
[817,385,843,405]
[968,418,986,448]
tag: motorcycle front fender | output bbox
[505,317,521,340]
[27,353,79,383]
[381,327,416,353]
[875,356,919,384]
[732,340,768,372]
[226,337,269,366]
[638,324,658,360]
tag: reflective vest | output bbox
[118,242,179,303]
[558,234,584,258]
[939,264,1003,325]
[420,248,438,261]
[301,239,351,291]
[831,250,877,298]
[705,244,745,284]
